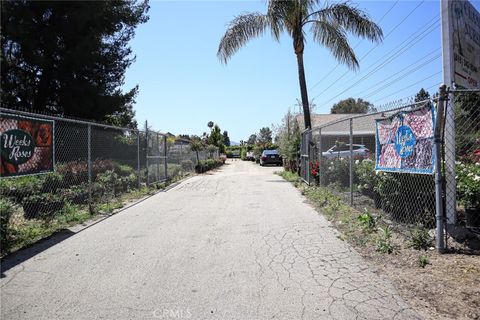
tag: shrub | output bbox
[167,163,183,179]
[181,160,194,171]
[62,184,90,205]
[358,208,376,231]
[418,255,429,268]
[41,172,64,193]
[194,158,224,173]
[321,157,351,188]
[1,198,15,254]
[376,226,394,254]
[410,226,432,250]
[456,162,480,210]
[22,193,64,220]
[114,164,135,177]
[0,175,42,203]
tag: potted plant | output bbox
[457,162,480,228]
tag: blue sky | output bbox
[123,0,480,143]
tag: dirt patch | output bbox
[354,241,480,320]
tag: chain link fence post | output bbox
[137,130,141,189]
[156,132,160,183]
[435,85,447,252]
[87,124,93,214]
[349,118,354,206]
[145,121,149,187]
[164,135,168,181]
[318,128,323,187]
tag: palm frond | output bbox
[217,13,269,64]
[310,20,358,70]
[306,2,383,43]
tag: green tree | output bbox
[190,140,204,164]
[217,1,382,129]
[208,124,224,150]
[247,134,257,145]
[257,127,273,145]
[414,88,431,102]
[222,131,231,147]
[330,98,375,114]
[1,1,149,127]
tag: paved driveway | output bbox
[1,160,420,320]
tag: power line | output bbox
[318,18,439,105]
[311,1,426,97]
[351,47,440,98]
[362,54,440,100]
[372,73,442,104]
[308,0,400,91]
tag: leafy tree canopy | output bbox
[414,88,431,102]
[222,131,231,147]
[257,127,273,145]
[1,0,149,127]
[330,98,375,114]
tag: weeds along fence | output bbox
[0,108,218,254]
[300,91,480,232]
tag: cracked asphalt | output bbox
[1,160,421,320]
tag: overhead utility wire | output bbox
[362,53,441,99]
[350,47,440,97]
[311,1,426,97]
[316,15,439,102]
[319,19,439,105]
[308,0,399,91]
[372,72,442,104]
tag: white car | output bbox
[322,144,370,159]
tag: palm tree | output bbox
[217,1,383,129]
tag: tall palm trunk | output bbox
[296,52,312,129]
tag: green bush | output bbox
[41,172,64,193]
[409,226,432,250]
[0,175,42,203]
[114,163,135,177]
[167,163,183,179]
[456,162,480,210]
[194,158,224,173]
[1,198,15,255]
[62,184,90,205]
[181,160,194,171]
[22,193,64,220]
[320,157,351,188]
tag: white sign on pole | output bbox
[441,0,480,224]
[446,0,480,89]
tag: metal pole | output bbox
[318,128,322,187]
[87,124,93,214]
[137,130,141,189]
[145,120,149,187]
[349,119,354,206]
[164,135,168,181]
[156,132,160,183]
[435,85,447,253]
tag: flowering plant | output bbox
[456,162,480,210]
[309,161,319,177]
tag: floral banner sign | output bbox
[1,114,55,177]
[375,106,435,174]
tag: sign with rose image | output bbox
[375,106,435,174]
[1,114,54,177]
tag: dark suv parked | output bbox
[260,149,282,166]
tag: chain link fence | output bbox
[0,108,219,255]
[301,100,438,232]
[446,89,480,229]
[299,90,480,234]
